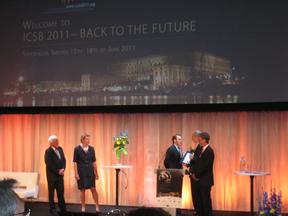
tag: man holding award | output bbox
[188,132,215,216]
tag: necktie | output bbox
[179,149,183,158]
[200,147,204,157]
[55,148,61,159]
[177,146,183,157]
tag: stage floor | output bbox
[25,201,259,216]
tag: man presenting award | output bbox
[189,132,214,216]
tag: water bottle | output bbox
[240,156,246,172]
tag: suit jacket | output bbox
[164,144,182,169]
[191,145,214,187]
[45,146,66,182]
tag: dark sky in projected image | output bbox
[0,0,288,104]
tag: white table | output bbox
[102,165,132,215]
[235,171,270,214]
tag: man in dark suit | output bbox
[188,130,202,216]
[164,134,183,169]
[189,132,214,216]
[45,135,67,215]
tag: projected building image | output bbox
[2,51,240,106]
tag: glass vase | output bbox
[116,155,122,165]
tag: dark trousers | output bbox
[191,179,212,216]
[47,177,66,212]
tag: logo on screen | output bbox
[59,0,75,4]
[45,0,96,14]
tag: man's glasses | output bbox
[13,208,31,216]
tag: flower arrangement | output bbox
[113,132,129,161]
[258,189,282,216]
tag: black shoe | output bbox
[59,210,69,216]
[49,209,59,216]
[60,208,67,213]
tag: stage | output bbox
[26,201,256,216]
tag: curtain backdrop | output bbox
[0,111,287,212]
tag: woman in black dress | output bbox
[73,134,100,212]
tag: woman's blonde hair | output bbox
[80,133,90,143]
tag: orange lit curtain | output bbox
[0,112,287,212]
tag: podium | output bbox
[102,165,132,216]
[235,171,270,215]
[155,169,184,215]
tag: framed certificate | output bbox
[182,152,194,165]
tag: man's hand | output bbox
[183,164,190,171]
[191,173,199,181]
[95,173,99,180]
[58,169,65,176]
[75,174,80,180]
[183,165,190,175]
